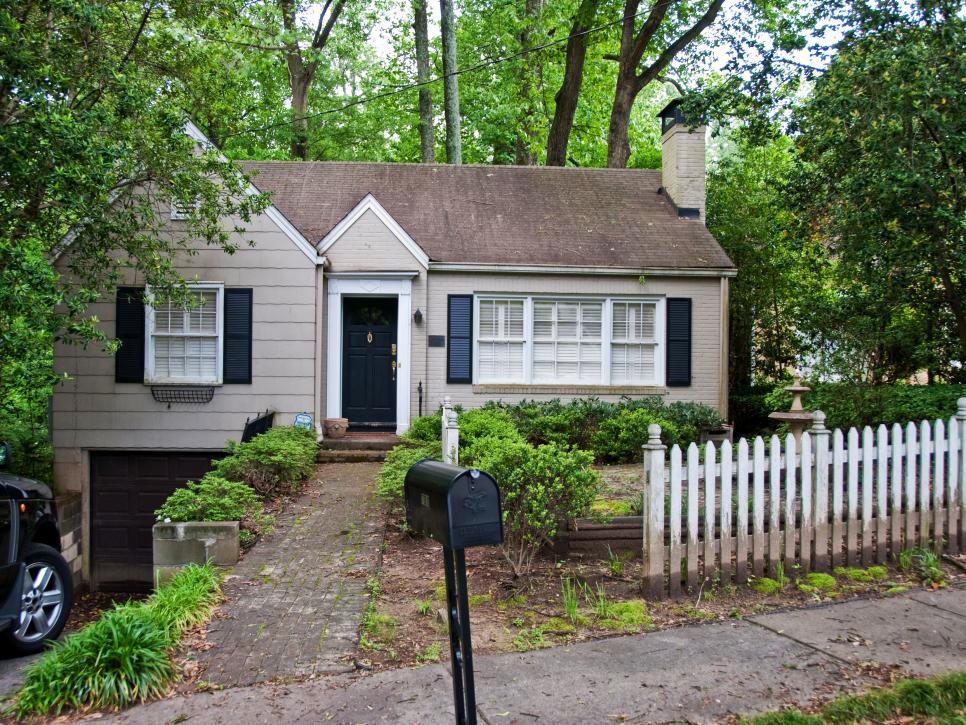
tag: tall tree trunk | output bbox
[514,0,543,165]
[278,0,347,161]
[606,74,636,168]
[413,0,435,162]
[605,0,724,168]
[439,0,462,164]
[546,0,598,166]
[289,68,312,160]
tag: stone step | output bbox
[321,436,400,451]
[317,449,389,463]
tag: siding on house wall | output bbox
[421,272,724,414]
[52,208,318,494]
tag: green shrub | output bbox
[662,401,727,442]
[402,413,443,444]
[13,564,220,717]
[751,577,782,594]
[457,408,523,446]
[0,419,53,483]
[155,474,273,546]
[467,439,601,576]
[376,442,441,506]
[213,425,317,497]
[591,408,681,463]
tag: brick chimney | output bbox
[658,100,706,221]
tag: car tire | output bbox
[2,543,74,655]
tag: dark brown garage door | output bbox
[90,451,222,591]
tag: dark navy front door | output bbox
[342,298,397,429]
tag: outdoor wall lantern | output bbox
[413,308,423,324]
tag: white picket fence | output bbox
[641,399,966,599]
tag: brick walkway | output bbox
[195,463,385,687]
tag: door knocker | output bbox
[367,331,373,344]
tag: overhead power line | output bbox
[220,7,655,140]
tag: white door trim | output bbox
[326,276,412,435]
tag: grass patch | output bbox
[670,604,716,622]
[598,600,653,632]
[751,577,782,594]
[415,642,442,663]
[510,626,548,652]
[740,671,966,724]
[12,564,221,717]
[833,565,888,582]
[468,593,493,606]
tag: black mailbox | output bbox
[404,459,502,549]
[404,458,502,725]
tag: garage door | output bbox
[90,452,222,591]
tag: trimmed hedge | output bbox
[13,564,221,717]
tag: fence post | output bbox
[957,399,966,552]
[441,397,459,465]
[811,412,830,571]
[642,424,667,599]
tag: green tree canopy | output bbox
[792,0,965,382]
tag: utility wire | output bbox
[220,7,654,140]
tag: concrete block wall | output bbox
[56,492,83,587]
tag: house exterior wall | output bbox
[52,209,318,496]
[421,271,726,414]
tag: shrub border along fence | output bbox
[640,398,966,599]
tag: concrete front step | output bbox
[317,449,389,463]
[322,437,400,451]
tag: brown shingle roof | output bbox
[238,161,734,270]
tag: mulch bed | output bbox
[63,590,147,633]
[360,515,964,672]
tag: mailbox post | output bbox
[404,459,502,725]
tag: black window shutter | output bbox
[115,287,145,383]
[223,289,253,384]
[447,295,473,384]
[666,298,692,387]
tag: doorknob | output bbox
[391,360,397,381]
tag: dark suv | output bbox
[0,442,74,655]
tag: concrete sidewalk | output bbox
[100,584,966,725]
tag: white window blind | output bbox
[532,300,602,382]
[149,287,222,383]
[477,299,525,382]
[611,301,658,384]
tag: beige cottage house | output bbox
[52,103,735,588]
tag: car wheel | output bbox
[3,543,74,655]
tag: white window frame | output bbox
[608,298,666,386]
[144,282,224,385]
[531,298,604,384]
[473,294,666,387]
[474,296,528,384]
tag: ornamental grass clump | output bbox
[13,563,221,718]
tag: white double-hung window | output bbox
[532,300,602,382]
[477,298,525,383]
[610,301,660,384]
[474,295,663,386]
[145,283,224,384]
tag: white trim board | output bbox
[429,262,737,278]
[317,194,430,269]
[325,276,412,435]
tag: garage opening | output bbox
[90,451,222,591]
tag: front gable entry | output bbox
[318,194,429,269]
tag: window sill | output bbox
[472,384,667,395]
[144,380,223,387]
